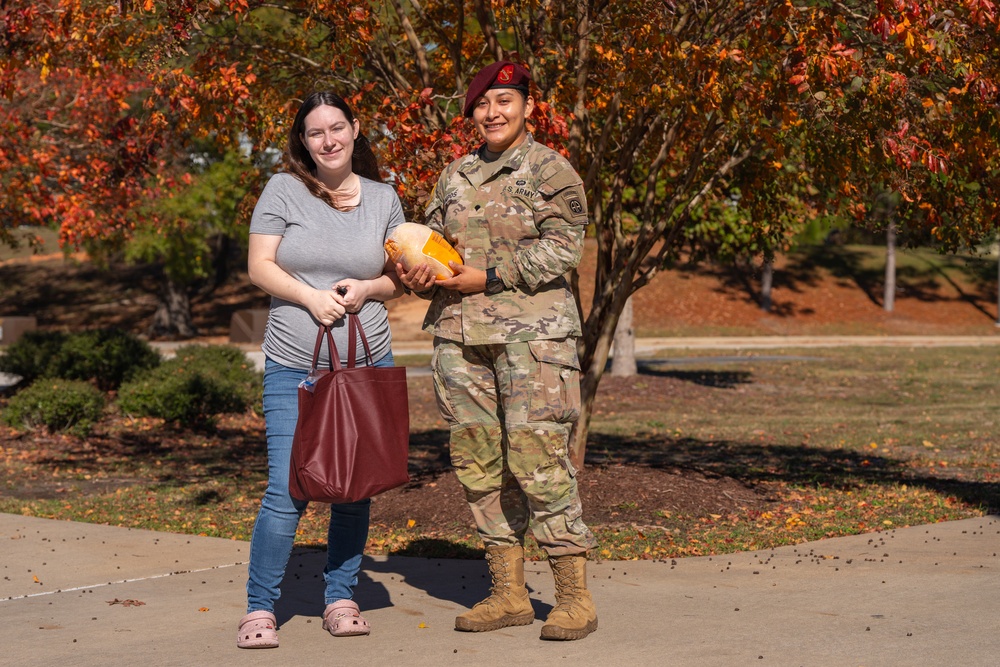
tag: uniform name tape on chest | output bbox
[503,185,537,198]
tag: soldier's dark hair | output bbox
[286,91,382,208]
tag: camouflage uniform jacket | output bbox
[421,134,589,345]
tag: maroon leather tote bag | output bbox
[289,314,410,503]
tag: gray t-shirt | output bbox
[249,172,404,369]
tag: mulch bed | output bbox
[369,462,765,532]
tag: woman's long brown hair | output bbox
[286,91,382,209]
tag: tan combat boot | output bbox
[455,544,535,632]
[539,554,598,640]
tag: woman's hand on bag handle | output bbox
[332,280,369,313]
[306,287,347,326]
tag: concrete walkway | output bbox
[3,335,998,387]
[164,333,1000,375]
[392,333,1000,357]
[2,513,999,666]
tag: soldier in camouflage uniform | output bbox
[397,61,598,641]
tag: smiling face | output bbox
[471,88,534,153]
[300,104,360,181]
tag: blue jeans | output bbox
[246,353,394,613]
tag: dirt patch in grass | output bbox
[365,372,769,533]
[0,409,768,543]
[370,462,765,533]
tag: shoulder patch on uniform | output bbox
[559,188,588,222]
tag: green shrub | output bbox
[0,328,159,390]
[170,344,260,407]
[0,330,69,384]
[55,328,161,390]
[1,378,106,436]
[117,344,261,425]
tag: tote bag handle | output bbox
[308,314,375,373]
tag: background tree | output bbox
[1,1,382,335]
[609,295,636,377]
[126,148,254,337]
[790,2,1000,317]
[502,0,1000,463]
[3,1,997,463]
[1,2,262,335]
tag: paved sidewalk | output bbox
[161,334,1000,375]
[2,513,999,666]
[3,335,998,387]
[391,334,1000,357]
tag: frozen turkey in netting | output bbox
[385,223,463,280]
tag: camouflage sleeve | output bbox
[423,170,448,235]
[498,166,588,291]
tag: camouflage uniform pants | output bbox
[432,337,597,557]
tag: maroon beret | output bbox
[463,61,531,117]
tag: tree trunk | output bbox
[211,233,233,290]
[148,275,197,339]
[760,259,773,312]
[570,278,631,469]
[571,338,612,471]
[996,242,1000,327]
[884,221,897,312]
[610,295,637,376]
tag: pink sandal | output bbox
[322,600,371,637]
[237,610,279,649]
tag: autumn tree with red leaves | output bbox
[486,1,1000,462]
[0,1,386,335]
[1,1,263,335]
[2,1,997,460]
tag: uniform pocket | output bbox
[430,340,457,424]
[526,338,581,424]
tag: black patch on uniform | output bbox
[516,179,527,186]
[568,198,584,215]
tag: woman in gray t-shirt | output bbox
[238,91,404,649]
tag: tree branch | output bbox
[474,0,504,61]
[246,43,323,69]
[568,0,592,169]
